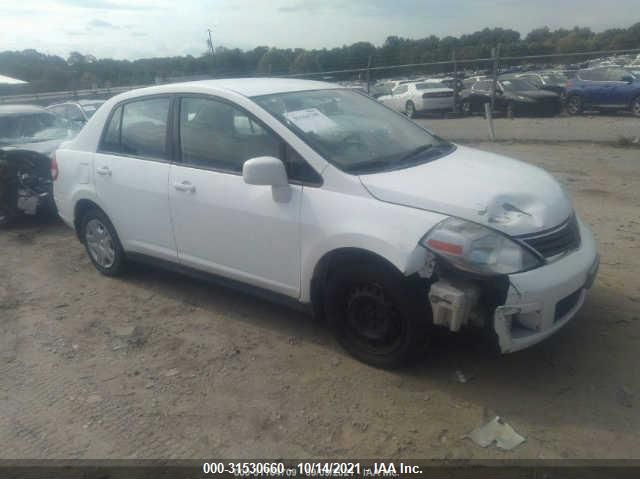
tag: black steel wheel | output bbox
[324,261,429,369]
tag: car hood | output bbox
[359,145,573,236]
[0,138,65,156]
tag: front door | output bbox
[168,95,302,297]
[93,96,177,261]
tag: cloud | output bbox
[56,0,155,11]
[88,19,119,29]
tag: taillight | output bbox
[51,153,59,181]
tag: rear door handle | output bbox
[174,181,196,193]
[96,166,111,176]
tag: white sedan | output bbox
[378,81,454,118]
[53,78,598,368]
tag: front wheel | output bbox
[80,208,126,276]
[405,101,416,119]
[324,262,429,369]
[631,95,640,118]
[565,95,583,115]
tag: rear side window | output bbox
[100,97,170,159]
[579,69,607,81]
[121,98,171,159]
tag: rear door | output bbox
[578,69,610,106]
[168,95,306,297]
[605,69,637,106]
[93,96,177,261]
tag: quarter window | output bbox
[101,105,122,153]
[179,97,281,173]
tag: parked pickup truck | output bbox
[53,79,599,368]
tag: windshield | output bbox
[500,78,537,91]
[253,89,453,174]
[0,112,69,145]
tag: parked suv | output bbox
[565,67,640,116]
[53,79,599,368]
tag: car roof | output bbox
[119,78,339,99]
[0,104,49,116]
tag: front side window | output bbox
[119,97,171,159]
[179,96,280,172]
[253,89,453,174]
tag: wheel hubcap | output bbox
[85,219,116,268]
[345,284,403,353]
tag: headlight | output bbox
[420,217,542,275]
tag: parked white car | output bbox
[378,81,454,117]
[53,78,599,368]
[47,99,105,128]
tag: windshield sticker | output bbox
[284,108,337,133]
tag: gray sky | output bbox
[0,0,637,60]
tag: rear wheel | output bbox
[405,101,416,119]
[80,208,126,276]
[324,261,429,369]
[631,95,640,117]
[565,95,583,115]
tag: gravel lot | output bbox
[1,130,639,458]
[417,113,640,143]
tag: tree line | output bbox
[1,23,639,94]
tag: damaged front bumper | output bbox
[494,218,598,353]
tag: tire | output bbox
[565,95,583,115]
[405,101,416,119]
[324,261,429,369]
[631,95,640,118]
[80,208,126,276]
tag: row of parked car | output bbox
[0,99,103,225]
[371,65,640,118]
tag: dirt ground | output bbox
[1,138,639,459]
[417,113,640,143]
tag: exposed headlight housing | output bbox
[420,217,542,275]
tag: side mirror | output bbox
[242,156,288,187]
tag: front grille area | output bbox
[517,215,581,259]
[555,288,582,321]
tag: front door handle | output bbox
[174,181,196,193]
[96,166,111,176]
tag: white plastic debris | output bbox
[466,416,526,451]
[454,369,472,383]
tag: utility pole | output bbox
[207,28,214,56]
[366,55,372,94]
